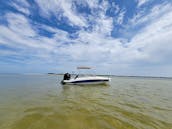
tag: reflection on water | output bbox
[0,75,172,129]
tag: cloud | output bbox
[137,0,150,7]
[0,13,67,62]
[35,0,87,27]
[11,1,30,15]
[131,2,172,26]
[0,0,172,76]
[116,10,126,25]
[130,9,172,63]
[58,1,172,75]
[5,13,35,37]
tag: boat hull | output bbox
[61,76,110,85]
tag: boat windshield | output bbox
[77,66,91,69]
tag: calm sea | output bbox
[0,74,172,129]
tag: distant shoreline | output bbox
[0,73,172,79]
[47,73,172,79]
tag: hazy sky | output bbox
[0,0,172,76]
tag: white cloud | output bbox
[111,2,120,14]
[83,0,113,35]
[57,2,172,75]
[137,0,150,7]
[0,49,18,56]
[35,0,87,27]
[11,2,30,15]
[87,0,98,8]
[35,0,113,29]
[1,1,172,76]
[116,10,126,25]
[129,9,172,62]
[131,2,172,26]
[0,13,68,62]
[91,15,113,36]
[5,13,35,37]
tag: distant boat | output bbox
[61,67,110,85]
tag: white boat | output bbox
[61,76,110,85]
[61,67,110,85]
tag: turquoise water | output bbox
[0,74,172,129]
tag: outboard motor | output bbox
[63,73,71,80]
[61,73,71,85]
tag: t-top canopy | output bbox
[77,66,91,69]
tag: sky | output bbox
[0,0,172,76]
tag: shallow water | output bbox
[0,74,172,129]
